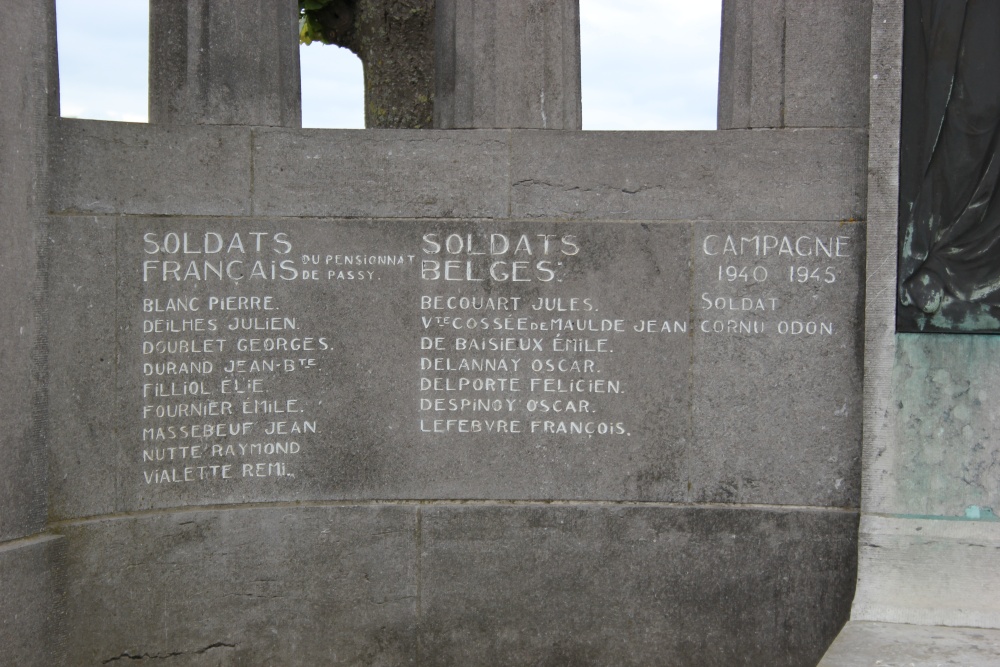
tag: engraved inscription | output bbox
[698,232,853,336]
[124,220,862,503]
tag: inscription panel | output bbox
[98,218,863,511]
[690,222,865,507]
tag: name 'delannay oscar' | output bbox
[420,232,579,282]
[142,231,300,282]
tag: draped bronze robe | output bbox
[898,0,1000,331]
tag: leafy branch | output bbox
[299,0,357,51]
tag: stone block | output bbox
[59,506,416,665]
[873,335,1000,517]
[509,129,868,221]
[49,217,865,514]
[0,535,66,666]
[46,217,120,519]
[252,128,510,218]
[717,0,750,129]
[688,221,865,507]
[719,0,873,129]
[86,219,693,511]
[852,515,1000,628]
[435,0,581,129]
[717,0,785,129]
[0,0,53,542]
[784,0,872,128]
[860,0,903,520]
[420,504,857,666]
[820,621,1000,667]
[49,119,251,217]
[149,0,301,127]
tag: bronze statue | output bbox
[898,0,1000,332]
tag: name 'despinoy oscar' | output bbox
[141,231,299,282]
[420,232,579,282]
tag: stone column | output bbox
[149,0,301,127]
[718,0,872,129]
[435,0,581,129]
[0,0,54,547]
[0,0,66,664]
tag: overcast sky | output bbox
[55,0,721,131]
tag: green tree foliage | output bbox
[299,1,355,48]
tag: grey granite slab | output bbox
[149,0,301,127]
[435,0,581,130]
[420,504,858,666]
[46,217,120,519]
[784,0,872,128]
[46,216,867,515]
[688,220,866,507]
[0,535,66,666]
[821,621,1000,667]
[252,128,510,219]
[509,129,868,221]
[49,119,252,217]
[0,0,52,542]
[102,218,691,511]
[59,506,416,666]
[718,0,871,130]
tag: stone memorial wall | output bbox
[41,126,866,664]
[1,0,887,665]
[76,219,863,508]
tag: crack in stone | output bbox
[102,642,236,663]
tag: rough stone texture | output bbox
[820,621,1000,667]
[718,0,785,129]
[784,0,872,128]
[49,119,252,217]
[53,504,857,664]
[46,217,119,520]
[43,217,867,516]
[39,57,871,667]
[59,506,417,666]
[510,129,869,221]
[337,0,436,129]
[717,0,750,129]
[22,3,879,662]
[848,0,1000,636]
[0,0,53,542]
[0,0,892,665]
[852,515,1000,629]
[689,221,865,507]
[420,505,858,667]
[149,0,301,127]
[860,0,903,519]
[252,128,510,219]
[435,0,581,130]
[821,0,1000,657]
[49,122,870,223]
[718,0,872,130]
[0,535,67,666]
[67,219,690,511]
[885,335,1000,516]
